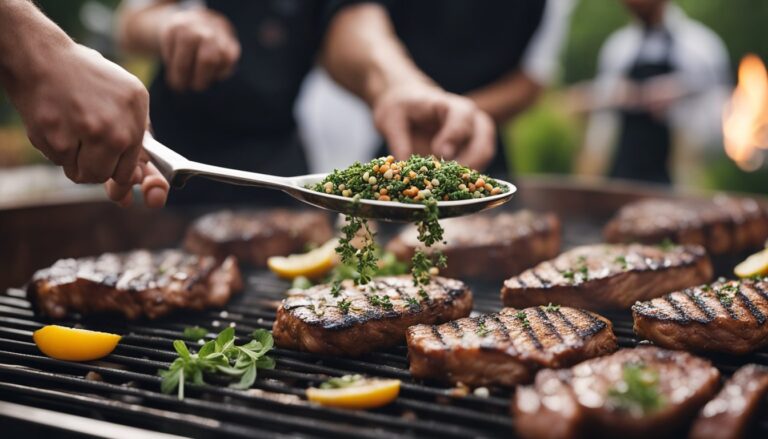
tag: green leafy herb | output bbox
[368,294,394,310]
[476,320,491,337]
[515,311,530,329]
[543,303,560,313]
[657,238,676,251]
[182,326,208,342]
[418,289,430,303]
[336,216,379,286]
[319,374,363,389]
[607,362,664,415]
[405,296,420,309]
[337,298,352,314]
[291,276,313,290]
[158,327,275,400]
[716,283,738,306]
[330,281,342,298]
[562,269,575,282]
[614,255,628,270]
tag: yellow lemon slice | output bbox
[306,378,401,409]
[735,248,768,278]
[33,325,121,362]
[268,239,338,280]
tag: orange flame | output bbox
[723,54,768,171]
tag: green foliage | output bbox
[504,96,581,175]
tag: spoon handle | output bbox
[142,132,292,190]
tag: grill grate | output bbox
[2,218,768,438]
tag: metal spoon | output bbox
[143,132,516,222]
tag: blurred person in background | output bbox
[575,0,730,184]
[116,0,495,205]
[0,0,168,207]
[299,0,576,177]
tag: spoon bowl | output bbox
[144,132,516,222]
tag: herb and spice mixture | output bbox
[311,155,508,291]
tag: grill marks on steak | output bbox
[501,244,712,310]
[513,347,721,439]
[184,209,334,266]
[632,278,768,354]
[29,250,242,320]
[689,364,768,439]
[387,211,560,279]
[604,196,768,255]
[406,307,617,387]
[272,276,472,356]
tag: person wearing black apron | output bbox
[609,29,674,184]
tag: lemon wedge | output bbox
[306,377,401,409]
[33,325,121,362]
[268,239,338,279]
[735,248,768,278]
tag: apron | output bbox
[609,30,674,184]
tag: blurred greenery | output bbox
[2,0,768,193]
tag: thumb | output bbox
[375,108,412,161]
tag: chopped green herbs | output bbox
[543,303,560,313]
[607,362,664,415]
[515,311,530,329]
[476,320,492,337]
[320,374,363,389]
[291,276,313,290]
[337,298,352,314]
[405,296,420,309]
[716,283,738,306]
[657,238,676,251]
[368,294,394,310]
[159,327,275,400]
[615,255,628,270]
[310,155,506,292]
[182,326,208,342]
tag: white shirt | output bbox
[582,4,731,183]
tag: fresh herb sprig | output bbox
[320,374,364,389]
[159,327,275,400]
[515,311,531,329]
[543,303,560,313]
[607,362,664,415]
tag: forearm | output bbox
[321,3,434,106]
[116,0,178,55]
[466,71,543,124]
[0,0,73,87]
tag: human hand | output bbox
[104,152,169,208]
[372,83,495,171]
[158,8,241,92]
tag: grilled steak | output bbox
[632,278,768,354]
[604,196,768,255]
[29,250,242,320]
[184,209,334,266]
[272,276,472,356]
[513,347,720,439]
[502,243,712,310]
[406,306,617,387]
[689,364,768,439]
[387,211,560,280]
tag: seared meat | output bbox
[184,209,333,266]
[406,306,617,387]
[502,243,712,310]
[29,250,242,320]
[387,211,560,280]
[632,278,768,354]
[272,276,472,356]
[513,347,720,439]
[689,364,768,439]
[604,196,768,255]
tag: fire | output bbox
[723,54,768,171]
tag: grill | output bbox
[1,177,767,438]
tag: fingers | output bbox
[375,107,412,161]
[430,98,475,160]
[454,112,496,172]
[140,161,170,208]
[166,29,199,92]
